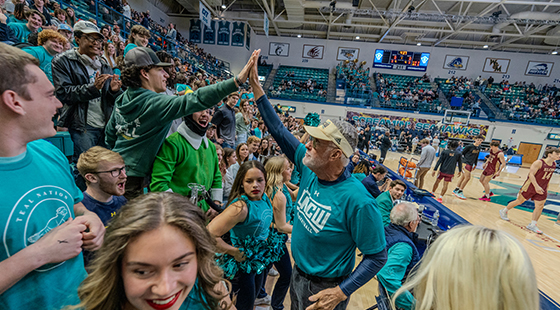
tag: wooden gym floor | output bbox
[262,150,560,309]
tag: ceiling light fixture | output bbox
[553,51,558,55]
[355,36,360,39]
[221,4,226,9]
[297,34,302,38]
[483,45,489,48]
[417,42,421,46]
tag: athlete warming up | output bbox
[499,147,560,234]
[479,141,506,202]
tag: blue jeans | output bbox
[289,266,350,310]
[69,126,106,164]
[231,270,266,310]
[222,141,234,149]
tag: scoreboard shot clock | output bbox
[373,49,430,72]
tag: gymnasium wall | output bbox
[267,98,560,157]
[253,35,559,86]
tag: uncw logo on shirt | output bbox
[296,189,331,233]
[3,186,73,272]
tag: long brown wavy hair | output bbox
[68,192,231,310]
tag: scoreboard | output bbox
[373,49,430,72]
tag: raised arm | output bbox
[249,61,301,163]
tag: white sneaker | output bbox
[526,223,543,234]
[268,268,279,277]
[254,294,272,305]
[499,209,509,221]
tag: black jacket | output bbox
[52,48,122,131]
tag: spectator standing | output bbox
[414,139,436,190]
[376,203,420,310]
[235,99,252,146]
[166,22,176,52]
[22,29,66,83]
[432,135,440,153]
[0,42,104,310]
[362,165,390,199]
[379,131,392,163]
[105,48,259,200]
[52,21,122,174]
[250,63,387,310]
[212,92,239,148]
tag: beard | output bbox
[302,151,327,172]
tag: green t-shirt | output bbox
[22,46,54,83]
[291,144,386,277]
[0,139,85,309]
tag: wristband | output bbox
[235,75,242,87]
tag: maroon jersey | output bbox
[521,159,556,195]
[483,149,503,175]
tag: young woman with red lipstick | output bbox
[69,192,234,310]
[207,160,283,310]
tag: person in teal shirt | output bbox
[69,192,235,310]
[123,24,150,56]
[8,9,43,43]
[208,161,283,310]
[0,44,104,310]
[375,180,407,226]
[250,66,386,310]
[376,202,420,310]
[22,29,67,83]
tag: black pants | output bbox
[380,148,388,163]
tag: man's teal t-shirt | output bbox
[124,43,138,56]
[291,144,386,278]
[0,139,85,309]
[22,46,54,83]
[8,22,33,43]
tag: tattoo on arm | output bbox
[58,240,68,244]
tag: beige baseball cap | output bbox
[304,119,354,157]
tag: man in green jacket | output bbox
[150,108,222,218]
[105,46,259,199]
[375,180,406,226]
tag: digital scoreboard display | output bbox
[373,49,430,72]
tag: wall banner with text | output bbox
[347,111,489,139]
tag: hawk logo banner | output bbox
[269,42,290,57]
[337,47,359,61]
[443,55,469,70]
[525,61,554,77]
[302,45,324,59]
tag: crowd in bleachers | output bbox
[268,65,328,102]
[336,59,371,99]
[375,73,441,113]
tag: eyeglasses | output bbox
[83,35,104,44]
[95,166,126,177]
[309,136,332,149]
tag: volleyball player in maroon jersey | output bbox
[499,147,560,234]
[479,141,506,201]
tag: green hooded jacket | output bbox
[105,78,237,177]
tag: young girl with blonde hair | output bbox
[393,225,539,310]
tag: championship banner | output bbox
[347,111,489,139]
[246,25,251,50]
[217,20,230,45]
[231,21,245,47]
[203,20,216,44]
[189,19,202,43]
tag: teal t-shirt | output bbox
[377,243,415,310]
[352,172,367,182]
[254,127,262,139]
[0,139,85,309]
[375,190,394,227]
[271,184,294,225]
[124,43,138,56]
[440,140,448,149]
[178,279,211,310]
[229,194,273,243]
[22,46,54,83]
[291,144,386,277]
[8,22,34,43]
[290,164,300,185]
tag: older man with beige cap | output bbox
[248,63,387,310]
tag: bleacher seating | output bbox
[258,64,273,82]
[375,73,442,114]
[269,66,328,102]
[336,61,371,105]
[435,78,475,111]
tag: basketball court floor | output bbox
[263,149,560,310]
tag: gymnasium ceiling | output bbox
[158,0,560,54]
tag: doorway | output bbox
[517,142,542,164]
